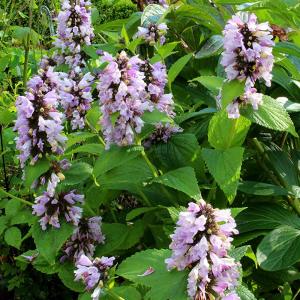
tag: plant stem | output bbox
[0,188,33,206]
[0,126,9,191]
[141,150,158,178]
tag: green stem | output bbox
[141,150,158,178]
[105,290,125,300]
[0,188,33,206]
[292,288,300,300]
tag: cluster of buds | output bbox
[15,59,66,168]
[75,254,115,300]
[221,13,274,118]
[32,190,84,230]
[166,201,240,300]
[136,23,168,45]
[61,217,105,262]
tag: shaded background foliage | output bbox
[1,0,300,299]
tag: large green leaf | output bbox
[236,285,257,300]
[202,147,244,202]
[221,80,245,107]
[93,145,142,177]
[241,95,298,137]
[4,227,22,249]
[208,110,251,150]
[236,204,300,234]
[58,262,85,292]
[195,35,223,59]
[116,249,188,300]
[24,159,50,188]
[141,4,166,26]
[32,221,74,264]
[153,167,201,200]
[238,181,288,196]
[257,225,300,271]
[191,76,224,95]
[63,162,93,185]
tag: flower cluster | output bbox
[60,72,94,129]
[97,51,151,148]
[62,217,105,262]
[32,190,84,230]
[136,23,168,45]
[15,60,66,168]
[165,201,240,300]
[143,122,182,148]
[75,254,115,300]
[54,0,94,71]
[221,13,274,118]
[113,192,140,210]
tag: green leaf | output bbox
[0,216,8,235]
[93,145,142,177]
[12,26,40,45]
[141,4,166,26]
[156,42,179,59]
[32,221,74,264]
[66,132,97,148]
[63,162,92,185]
[24,159,50,188]
[195,35,223,59]
[103,286,141,300]
[65,143,104,156]
[4,227,22,249]
[168,53,193,87]
[208,110,251,150]
[191,76,224,95]
[236,204,300,234]
[153,167,201,200]
[236,285,257,300]
[241,95,298,137]
[202,147,244,203]
[142,109,173,124]
[238,181,288,196]
[116,249,188,300]
[126,207,159,221]
[229,245,250,262]
[0,110,15,126]
[257,225,300,271]
[221,80,245,107]
[59,262,85,292]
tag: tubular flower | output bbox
[141,60,175,116]
[221,13,274,89]
[32,190,84,230]
[165,201,240,300]
[143,122,182,148]
[54,0,94,71]
[74,254,115,300]
[136,23,168,45]
[61,217,105,262]
[226,88,263,119]
[15,61,66,168]
[97,51,151,148]
[60,72,94,129]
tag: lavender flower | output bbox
[97,51,151,148]
[226,88,263,119]
[60,72,94,129]
[141,60,175,116]
[32,190,84,230]
[143,123,182,148]
[74,254,115,300]
[61,217,105,262]
[165,201,240,300]
[136,23,168,45]
[54,0,94,70]
[221,13,274,89]
[15,61,66,168]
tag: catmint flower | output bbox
[32,190,84,230]
[221,13,274,89]
[15,61,66,168]
[165,201,240,300]
[97,51,151,148]
[61,217,105,262]
[226,88,263,119]
[143,122,182,148]
[140,60,175,116]
[74,254,115,300]
[60,72,94,129]
[136,23,168,45]
[54,0,94,70]
[113,192,140,210]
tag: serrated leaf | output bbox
[202,147,244,203]
[4,227,22,249]
[236,285,257,300]
[195,35,223,59]
[191,76,224,95]
[257,225,300,271]
[24,159,50,188]
[153,167,201,200]
[63,162,92,185]
[241,95,298,137]
[117,249,188,300]
[208,110,251,150]
[32,221,73,264]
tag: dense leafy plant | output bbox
[1,0,300,299]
